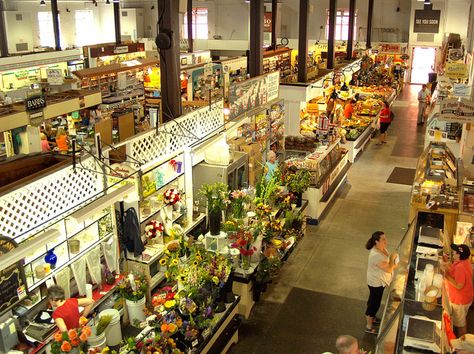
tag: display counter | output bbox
[83,42,146,68]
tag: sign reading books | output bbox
[228,71,280,120]
[440,98,474,123]
[0,236,27,314]
[414,7,441,33]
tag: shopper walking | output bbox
[441,244,473,336]
[365,231,398,334]
[417,84,428,125]
[377,101,392,145]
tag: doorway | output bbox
[410,47,436,84]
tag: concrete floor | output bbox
[230,85,427,354]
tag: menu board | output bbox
[0,236,27,314]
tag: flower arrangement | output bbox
[143,334,182,354]
[163,188,181,206]
[198,182,229,214]
[51,317,91,354]
[118,272,148,302]
[145,219,164,242]
[284,168,311,194]
[229,189,251,219]
[206,254,232,287]
[255,203,272,217]
[229,229,256,257]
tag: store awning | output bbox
[73,58,160,79]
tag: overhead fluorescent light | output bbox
[0,229,60,270]
[69,183,136,223]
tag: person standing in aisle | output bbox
[264,150,278,182]
[417,84,428,125]
[441,244,473,336]
[377,101,392,145]
[365,231,398,334]
[326,90,338,123]
[47,285,95,332]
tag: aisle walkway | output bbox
[230,85,426,353]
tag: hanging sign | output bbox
[439,98,474,123]
[264,12,272,32]
[414,8,441,33]
[228,71,280,120]
[0,236,27,314]
[25,91,47,127]
[113,46,129,54]
[445,62,468,79]
[46,68,64,85]
[379,43,402,54]
[448,49,463,62]
[453,83,470,97]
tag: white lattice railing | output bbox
[127,100,224,167]
[0,156,104,242]
[0,101,224,241]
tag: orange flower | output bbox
[79,316,88,326]
[82,326,92,336]
[67,329,78,340]
[168,323,177,333]
[79,332,88,342]
[160,323,168,332]
[70,337,80,347]
[54,332,63,342]
[61,340,72,352]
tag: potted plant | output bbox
[229,189,251,219]
[284,168,311,207]
[199,183,229,235]
[118,272,149,327]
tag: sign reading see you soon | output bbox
[414,7,441,33]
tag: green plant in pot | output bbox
[199,182,229,235]
[284,168,311,207]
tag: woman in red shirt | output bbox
[441,244,473,336]
[48,285,95,332]
[377,101,391,145]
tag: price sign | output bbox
[46,68,64,85]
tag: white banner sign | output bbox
[439,98,474,123]
[453,83,470,97]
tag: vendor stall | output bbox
[83,42,146,68]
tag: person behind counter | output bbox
[47,285,95,332]
[343,99,357,120]
[441,244,473,336]
[55,128,69,153]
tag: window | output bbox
[75,10,94,47]
[183,8,208,39]
[326,9,357,41]
[38,12,55,47]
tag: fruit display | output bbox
[355,98,382,116]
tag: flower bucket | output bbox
[98,309,121,346]
[87,326,107,350]
[126,297,146,326]
[209,210,222,236]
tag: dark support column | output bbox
[327,0,337,69]
[271,0,278,49]
[346,0,356,60]
[51,0,61,50]
[249,0,264,78]
[187,0,193,53]
[366,0,374,48]
[114,1,121,44]
[158,0,182,121]
[297,0,309,83]
[0,1,8,57]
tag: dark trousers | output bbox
[366,285,384,317]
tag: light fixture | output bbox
[223,107,231,116]
[424,0,431,4]
[69,183,136,223]
[106,0,110,3]
[0,229,61,270]
[40,0,46,6]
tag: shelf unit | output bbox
[22,208,115,291]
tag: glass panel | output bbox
[38,12,55,48]
[75,10,95,47]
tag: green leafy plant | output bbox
[198,182,229,214]
[96,314,112,336]
[255,171,281,205]
[285,168,311,194]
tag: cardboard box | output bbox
[249,164,263,187]
[240,143,263,159]
[228,137,246,151]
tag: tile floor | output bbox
[230,85,427,354]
